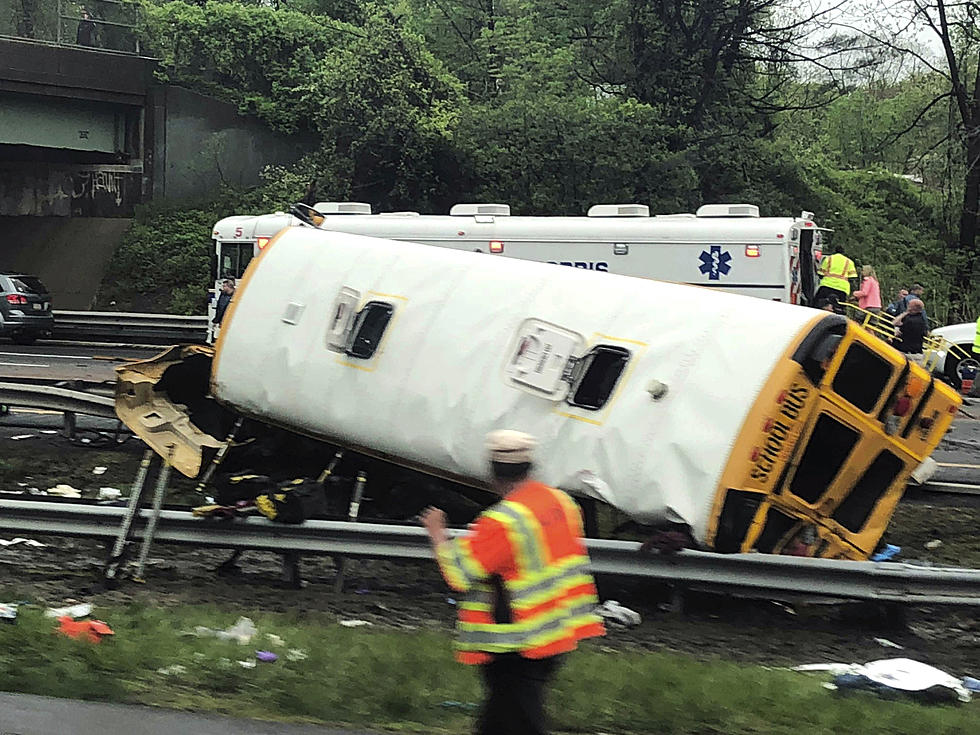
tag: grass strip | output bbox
[0,599,974,734]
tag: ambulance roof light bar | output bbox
[313,202,373,215]
[587,204,650,217]
[450,203,511,216]
[696,204,760,218]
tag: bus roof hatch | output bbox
[313,202,373,215]
[450,203,511,216]
[696,204,760,218]
[587,204,650,217]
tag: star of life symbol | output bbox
[699,245,732,280]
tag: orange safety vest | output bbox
[436,481,605,664]
[818,253,857,295]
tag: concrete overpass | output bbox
[0,36,310,308]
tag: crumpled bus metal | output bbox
[115,344,223,478]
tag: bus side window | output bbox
[238,243,254,275]
[345,301,395,359]
[220,245,238,279]
[567,345,631,410]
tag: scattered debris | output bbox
[238,659,257,669]
[0,537,46,548]
[156,664,188,676]
[0,603,18,623]
[9,434,35,441]
[57,617,114,644]
[595,600,641,628]
[192,616,257,644]
[264,633,285,647]
[39,430,58,435]
[92,466,108,475]
[45,484,81,498]
[870,544,901,562]
[874,638,904,650]
[924,539,943,550]
[97,487,122,500]
[439,701,479,712]
[255,651,278,663]
[285,649,308,662]
[795,658,971,704]
[45,603,93,619]
[339,619,372,628]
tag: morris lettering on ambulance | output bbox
[548,261,610,271]
[749,383,811,485]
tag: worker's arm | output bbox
[421,507,511,592]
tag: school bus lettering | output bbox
[750,383,811,483]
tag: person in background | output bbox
[902,283,928,324]
[814,297,835,312]
[421,430,604,735]
[893,299,928,364]
[851,265,882,314]
[814,244,858,314]
[76,9,96,46]
[213,278,236,327]
[884,287,909,317]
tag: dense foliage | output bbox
[91,0,978,321]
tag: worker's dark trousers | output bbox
[813,285,848,313]
[476,653,561,735]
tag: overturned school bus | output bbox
[115,224,960,560]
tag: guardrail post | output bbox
[62,410,77,439]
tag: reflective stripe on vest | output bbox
[449,483,603,661]
[819,253,853,295]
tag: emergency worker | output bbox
[974,313,980,358]
[815,244,858,313]
[421,430,604,735]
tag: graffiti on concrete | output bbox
[0,164,141,216]
[69,170,129,208]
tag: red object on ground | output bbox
[57,616,114,643]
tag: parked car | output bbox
[0,273,53,345]
[928,321,978,388]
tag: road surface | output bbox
[0,692,380,735]
[0,344,157,383]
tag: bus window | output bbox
[218,242,255,279]
[791,316,846,385]
[568,345,631,410]
[346,301,394,359]
[714,488,764,553]
[787,413,859,503]
[753,507,797,553]
[832,341,892,413]
[831,450,904,532]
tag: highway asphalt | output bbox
[0,692,379,735]
[0,343,158,383]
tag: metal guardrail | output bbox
[1,499,978,605]
[51,311,207,344]
[0,381,115,419]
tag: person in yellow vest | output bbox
[421,430,605,735]
[814,244,857,313]
[974,314,980,358]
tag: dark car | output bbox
[0,273,53,345]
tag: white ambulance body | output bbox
[209,203,825,336]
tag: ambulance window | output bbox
[832,342,891,413]
[788,414,859,503]
[568,345,631,410]
[346,301,394,359]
